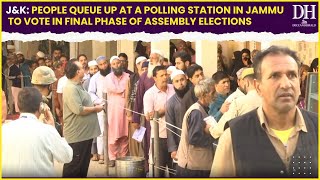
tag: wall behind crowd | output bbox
[5,40,318,72]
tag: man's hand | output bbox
[146,111,155,121]
[171,151,178,161]
[204,123,211,134]
[132,123,140,129]
[126,115,132,122]
[55,108,62,117]
[94,104,104,113]
[158,108,165,117]
[43,108,55,127]
[220,102,230,114]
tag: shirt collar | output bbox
[19,113,38,121]
[152,84,172,94]
[257,106,307,133]
[67,79,82,85]
[246,89,258,96]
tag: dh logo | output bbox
[292,5,316,20]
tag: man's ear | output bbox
[185,61,190,67]
[254,79,262,96]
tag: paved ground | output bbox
[54,160,116,177]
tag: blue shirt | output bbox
[20,62,32,87]
[208,93,228,121]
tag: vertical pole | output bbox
[153,111,160,177]
[48,40,51,56]
[103,92,109,176]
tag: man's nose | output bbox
[279,75,292,89]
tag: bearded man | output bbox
[88,56,111,164]
[103,56,130,167]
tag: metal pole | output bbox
[153,111,160,177]
[103,92,109,176]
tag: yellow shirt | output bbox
[270,127,295,145]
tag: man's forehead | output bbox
[156,69,167,75]
[261,54,298,72]
[262,54,296,64]
[173,74,186,81]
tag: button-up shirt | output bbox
[143,84,175,138]
[2,113,73,177]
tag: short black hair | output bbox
[60,54,69,60]
[253,45,301,81]
[118,53,128,60]
[185,64,203,79]
[241,48,251,56]
[163,58,169,63]
[38,58,45,62]
[52,47,62,53]
[77,54,87,60]
[27,60,38,68]
[152,65,167,77]
[174,51,191,63]
[309,58,318,72]
[18,87,42,113]
[65,59,79,79]
[212,71,229,84]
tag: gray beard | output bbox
[147,63,160,78]
[113,67,124,76]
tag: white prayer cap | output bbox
[151,49,164,58]
[136,56,147,65]
[110,56,120,64]
[96,56,106,63]
[15,51,23,55]
[171,69,185,80]
[167,66,176,73]
[36,51,45,58]
[88,60,98,67]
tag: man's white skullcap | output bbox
[110,56,120,64]
[88,60,98,67]
[167,66,177,73]
[136,56,147,65]
[37,51,45,58]
[151,49,164,58]
[15,51,23,55]
[171,69,185,80]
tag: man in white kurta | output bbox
[103,56,130,167]
[88,56,110,163]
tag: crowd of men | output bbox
[2,43,318,178]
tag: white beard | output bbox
[147,63,159,78]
